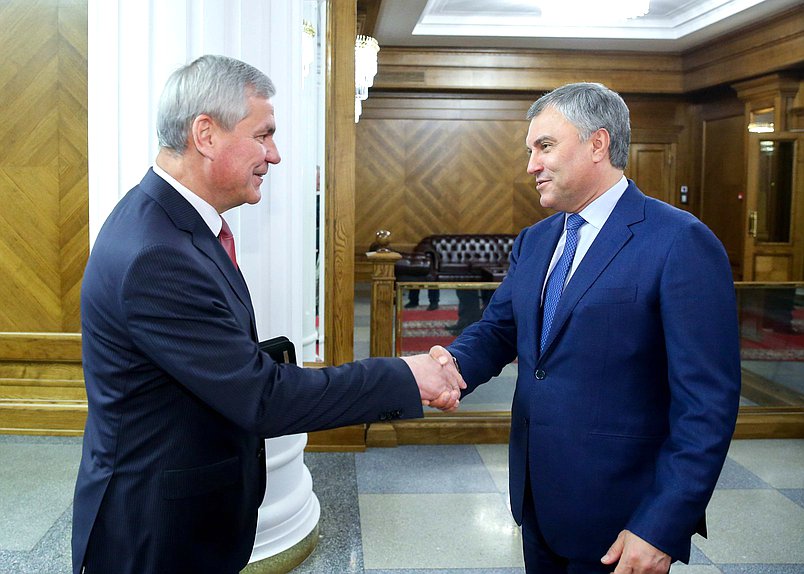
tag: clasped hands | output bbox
[401,345,466,411]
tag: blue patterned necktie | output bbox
[540,213,586,353]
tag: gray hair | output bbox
[157,54,276,153]
[526,82,630,170]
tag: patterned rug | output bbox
[399,306,460,356]
[739,307,804,361]
[400,306,804,361]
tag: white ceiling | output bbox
[374,0,803,52]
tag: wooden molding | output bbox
[734,407,804,439]
[366,250,400,358]
[683,7,804,93]
[374,47,684,94]
[306,425,367,452]
[324,0,357,366]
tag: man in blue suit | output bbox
[72,55,464,574]
[439,83,741,573]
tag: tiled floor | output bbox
[1,435,802,573]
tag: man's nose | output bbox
[265,142,281,165]
[527,154,541,175]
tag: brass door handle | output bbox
[748,210,758,238]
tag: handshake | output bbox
[401,346,466,412]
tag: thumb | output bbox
[429,345,450,365]
[601,530,626,565]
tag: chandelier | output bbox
[355,35,379,122]
[539,0,650,22]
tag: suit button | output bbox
[534,369,546,380]
[379,412,388,421]
[257,446,265,459]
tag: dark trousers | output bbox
[455,289,493,327]
[408,289,439,306]
[521,475,611,574]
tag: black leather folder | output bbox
[259,336,297,364]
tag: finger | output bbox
[437,389,458,410]
[601,531,626,566]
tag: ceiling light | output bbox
[748,122,775,134]
[539,0,650,23]
[355,35,379,123]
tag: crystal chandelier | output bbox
[539,0,650,22]
[355,35,379,122]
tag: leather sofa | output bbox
[395,234,517,282]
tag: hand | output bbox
[401,346,466,412]
[426,345,466,411]
[601,530,671,574]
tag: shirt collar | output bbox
[574,175,628,230]
[152,163,223,236]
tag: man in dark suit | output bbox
[72,55,464,574]
[434,83,741,573]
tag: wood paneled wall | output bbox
[355,93,690,272]
[353,7,803,280]
[356,95,545,255]
[0,0,88,332]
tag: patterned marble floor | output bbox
[1,435,802,573]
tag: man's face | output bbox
[525,106,599,213]
[209,95,281,211]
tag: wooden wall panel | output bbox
[355,94,691,264]
[58,0,89,331]
[356,116,530,254]
[374,48,683,94]
[701,115,746,279]
[0,0,88,332]
[683,6,804,93]
[625,144,676,205]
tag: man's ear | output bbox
[191,114,216,159]
[590,128,611,164]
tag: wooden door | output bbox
[625,143,676,205]
[743,133,804,281]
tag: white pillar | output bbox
[88,0,320,564]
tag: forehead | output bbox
[243,96,275,127]
[526,106,577,142]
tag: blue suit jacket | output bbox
[72,169,423,574]
[449,181,740,563]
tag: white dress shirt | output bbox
[542,176,628,300]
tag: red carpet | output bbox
[399,306,459,355]
[399,306,804,361]
[739,308,804,361]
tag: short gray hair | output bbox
[526,82,630,170]
[157,54,276,153]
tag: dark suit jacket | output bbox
[72,169,423,574]
[449,181,741,563]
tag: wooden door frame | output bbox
[743,133,803,281]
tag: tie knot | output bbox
[566,213,585,231]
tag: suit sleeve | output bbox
[448,232,521,392]
[626,219,741,559]
[121,243,423,437]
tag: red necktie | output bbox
[219,217,238,268]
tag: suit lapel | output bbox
[140,169,258,339]
[539,182,646,359]
[525,214,564,362]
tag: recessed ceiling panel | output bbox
[378,0,801,51]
